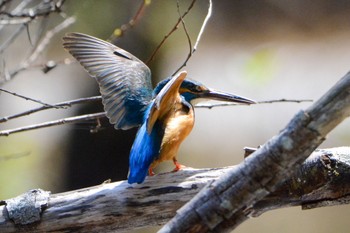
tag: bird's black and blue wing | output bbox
[63,32,153,130]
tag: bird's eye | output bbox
[195,86,202,92]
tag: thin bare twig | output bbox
[0,88,61,108]
[108,1,150,43]
[0,0,34,27]
[0,0,64,19]
[172,0,193,77]
[172,0,212,75]
[0,24,26,53]
[0,96,102,123]
[195,98,313,109]
[0,112,106,136]
[146,0,197,65]
[193,0,212,51]
[8,16,76,79]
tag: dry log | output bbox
[0,147,349,232]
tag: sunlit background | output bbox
[1,0,350,232]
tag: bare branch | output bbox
[0,0,64,19]
[0,88,61,108]
[195,98,313,109]
[108,1,150,43]
[8,16,76,79]
[172,0,212,75]
[0,24,26,53]
[193,0,212,52]
[0,96,102,123]
[146,0,197,65]
[177,0,193,54]
[0,147,349,232]
[0,112,106,136]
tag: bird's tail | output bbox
[128,167,148,184]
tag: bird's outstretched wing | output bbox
[63,32,153,130]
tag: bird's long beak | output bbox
[203,89,256,104]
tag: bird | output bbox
[63,32,255,184]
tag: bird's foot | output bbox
[148,168,155,176]
[172,160,186,172]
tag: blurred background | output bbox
[1,0,350,232]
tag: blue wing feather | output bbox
[128,115,163,184]
[63,32,153,130]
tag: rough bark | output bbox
[0,147,350,232]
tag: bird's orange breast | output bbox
[150,97,194,168]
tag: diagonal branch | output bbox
[172,0,212,76]
[146,0,197,65]
[8,16,76,79]
[108,0,150,43]
[0,88,61,109]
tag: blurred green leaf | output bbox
[244,48,277,85]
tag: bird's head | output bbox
[153,77,256,105]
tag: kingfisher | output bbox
[63,33,255,184]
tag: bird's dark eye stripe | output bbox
[114,50,131,60]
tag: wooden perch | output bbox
[0,147,350,232]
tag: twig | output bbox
[0,24,26,53]
[146,0,197,65]
[193,0,212,52]
[172,0,193,77]
[0,88,61,108]
[0,0,33,28]
[177,0,192,53]
[0,0,63,19]
[0,112,106,136]
[172,0,212,76]
[108,0,150,43]
[194,98,313,109]
[0,96,102,123]
[8,16,76,79]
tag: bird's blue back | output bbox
[128,106,164,184]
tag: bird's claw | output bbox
[148,168,155,176]
[172,160,186,172]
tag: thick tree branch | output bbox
[159,72,350,233]
[0,147,349,232]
